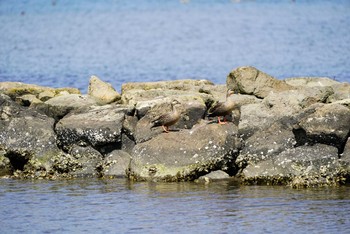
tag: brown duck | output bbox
[151,100,181,133]
[207,89,235,124]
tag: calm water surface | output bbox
[1,178,350,233]
[0,0,349,93]
[1,1,350,233]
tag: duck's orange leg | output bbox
[162,125,169,133]
[218,116,227,125]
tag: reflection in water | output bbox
[1,178,350,233]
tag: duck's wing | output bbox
[207,101,226,117]
[151,113,168,127]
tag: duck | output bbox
[207,89,235,124]
[150,99,181,133]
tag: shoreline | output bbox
[1,66,350,188]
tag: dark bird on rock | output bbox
[207,89,235,124]
[151,99,181,133]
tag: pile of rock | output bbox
[1,67,349,187]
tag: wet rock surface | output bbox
[1,66,349,187]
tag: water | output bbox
[0,0,349,93]
[1,1,350,233]
[1,178,350,233]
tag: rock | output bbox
[1,68,350,185]
[122,79,214,93]
[264,87,333,110]
[238,103,277,138]
[34,94,98,119]
[227,66,294,98]
[88,75,121,104]
[285,77,340,87]
[197,170,230,183]
[327,83,350,103]
[236,121,297,169]
[0,94,62,176]
[293,103,350,151]
[55,105,126,150]
[128,122,241,181]
[238,87,336,139]
[120,79,221,108]
[341,138,350,161]
[121,133,135,154]
[15,94,42,106]
[0,81,80,100]
[0,151,12,176]
[38,90,55,102]
[68,145,103,177]
[99,150,131,178]
[241,144,342,187]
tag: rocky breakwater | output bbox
[1,67,350,187]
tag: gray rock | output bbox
[88,75,121,104]
[34,94,98,119]
[264,86,333,110]
[238,102,277,138]
[285,77,340,87]
[197,170,230,183]
[128,122,240,181]
[241,144,342,187]
[327,83,350,103]
[55,104,126,150]
[341,138,350,161]
[68,145,103,177]
[237,121,296,168]
[100,150,131,178]
[0,94,62,175]
[293,103,350,151]
[121,79,214,94]
[227,66,294,98]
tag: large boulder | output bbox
[0,94,62,176]
[236,121,296,169]
[226,66,294,98]
[293,103,350,151]
[128,122,241,181]
[238,87,335,139]
[240,144,343,187]
[88,75,121,104]
[55,104,127,150]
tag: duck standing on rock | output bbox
[207,89,235,124]
[150,99,182,133]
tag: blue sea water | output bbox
[1,178,350,234]
[0,0,349,93]
[1,1,350,233]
